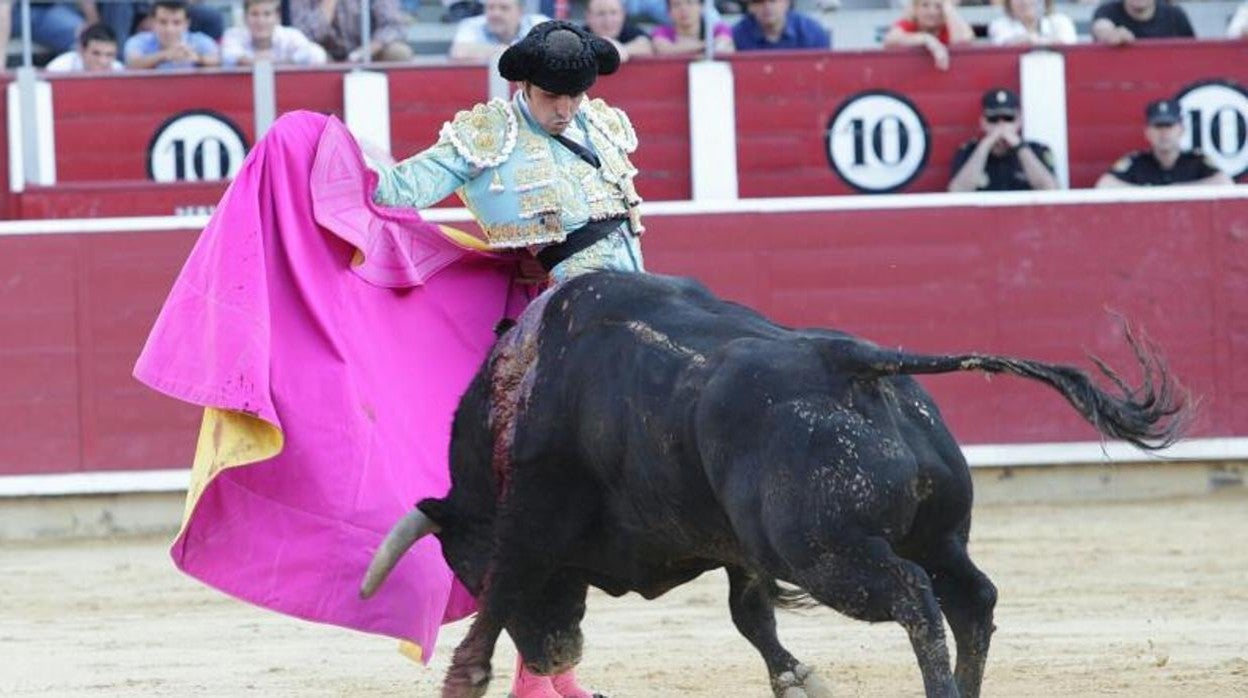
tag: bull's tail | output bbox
[842,326,1191,451]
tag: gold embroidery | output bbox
[582,98,639,153]
[441,98,517,169]
[481,220,568,248]
[518,187,561,220]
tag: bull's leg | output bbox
[725,567,831,698]
[444,612,504,698]
[907,538,997,698]
[793,537,959,698]
[507,574,590,675]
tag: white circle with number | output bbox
[826,91,930,193]
[147,111,248,183]
[1176,81,1248,179]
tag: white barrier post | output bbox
[252,59,277,140]
[344,70,392,157]
[1020,49,1069,190]
[688,60,739,201]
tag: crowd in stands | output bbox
[1,0,1243,70]
[0,0,1241,188]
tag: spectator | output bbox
[584,0,652,61]
[223,0,327,66]
[182,1,226,40]
[1228,1,1248,38]
[448,0,548,62]
[652,0,734,56]
[882,0,973,71]
[3,0,85,58]
[1090,0,1194,45]
[123,0,220,69]
[442,0,483,24]
[627,0,670,23]
[1096,99,1232,187]
[291,0,412,62]
[92,1,227,47]
[732,0,830,51]
[948,88,1058,192]
[988,0,1077,46]
[46,21,124,72]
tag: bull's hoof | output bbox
[441,663,491,698]
[773,663,833,698]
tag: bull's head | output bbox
[360,498,495,600]
[359,506,442,599]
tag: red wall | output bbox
[16,181,228,218]
[52,71,256,182]
[646,198,1248,446]
[1064,39,1248,189]
[729,41,1248,196]
[0,229,200,474]
[731,47,1020,197]
[2,197,1244,475]
[27,61,691,215]
[5,44,1242,218]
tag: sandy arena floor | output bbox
[2,494,1246,697]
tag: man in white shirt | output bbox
[46,22,125,73]
[449,0,549,62]
[223,0,328,66]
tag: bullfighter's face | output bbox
[525,84,585,136]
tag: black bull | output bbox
[361,272,1187,698]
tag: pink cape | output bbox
[134,111,531,661]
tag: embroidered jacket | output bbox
[373,93,643,248]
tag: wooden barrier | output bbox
[1,188,1245,476]
[1,42,1243,219]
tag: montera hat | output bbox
[499,21,620,96]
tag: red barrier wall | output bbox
[16,181,228,218]
[2,196,1244,475]
[51,71,256,182]
[730,47,1020,197]
[1064,39,1247,189]
[25,60,692,216]
[0,229,200,475]
[729,41,1247,196]
[11,42,1238,219]
[646,198,1248,445]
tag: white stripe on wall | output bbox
[3,438,1243,498]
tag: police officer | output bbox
[1095,99,1234,187]
[948,87,1059,192]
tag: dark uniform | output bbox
[1102,149,1223,186]
[949,140,1057,191]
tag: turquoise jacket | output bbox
[373,92,644,249]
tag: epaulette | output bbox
[439,98,518,169]
[1110,152,1138,174]
[1033,142,1055,168]
[1190,149,1219,168]
[582,98,638,154]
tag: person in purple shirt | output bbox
[732,0,830,51]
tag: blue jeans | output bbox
[10,2,84,54]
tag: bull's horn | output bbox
[359,509,441,599]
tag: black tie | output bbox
[553,134,601,169]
